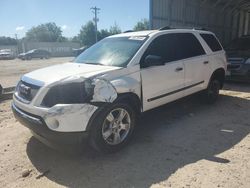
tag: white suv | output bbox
[12,28,227,152]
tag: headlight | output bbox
[245,58,250,64]
[42,80,94,107]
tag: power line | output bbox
[91,6,100,43]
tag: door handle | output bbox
[203,61,209,64]
[175,67,183,72]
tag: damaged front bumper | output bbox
[13,94,99,132]
[12,103,89,147]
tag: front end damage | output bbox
[42,77,119,132]
[13,71,141,148]
[13,76,119,133]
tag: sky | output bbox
[0,0,149,39]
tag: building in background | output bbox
[149,0,250,45]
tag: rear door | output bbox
[178,33,210,96]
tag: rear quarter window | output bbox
[200,34,222,52]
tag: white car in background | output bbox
[0,49,15,60]
[12,28,227,153]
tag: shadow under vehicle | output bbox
[26,91,250,188]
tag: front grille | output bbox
[227,58,244,70]
[228,58,244,64]
[227,64,241,70]
[16,81,41,102]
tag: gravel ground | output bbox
[0,57,73,88]
[0,82,250,188]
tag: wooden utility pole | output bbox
[91,6,100,43]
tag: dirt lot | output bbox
[0,82,250,188]
[0,57,73,88]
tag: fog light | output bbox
[46,118,59,129]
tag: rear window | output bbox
[200,34,222,52]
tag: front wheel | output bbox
[202,79,220,104]
[88,102,136,153]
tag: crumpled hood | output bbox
[21,62,121,86]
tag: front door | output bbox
[140,34,185,111]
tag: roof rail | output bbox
[192,27,208,31]
[159,26,173,31]
[123,30,134,33]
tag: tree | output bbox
[0,36,17,45]
[133,19,149,31]
[77,21,122,46]
[98,29,110,40]
[57,36,68,42]
[71,36,80,43]
[109,23,122,35]
[25,22,63,42]
[78,21,96,46]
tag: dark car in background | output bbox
[72,46,87,57]
[226,35,250,81]
[18,49,50,60]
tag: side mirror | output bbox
[142,55,164,68]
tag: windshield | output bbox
[74,36,146,67]
[226,37,250,51]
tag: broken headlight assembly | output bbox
[42,79,94,107]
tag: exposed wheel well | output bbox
[115,93,142,114]
[86,92,141,131]
[210,68,225,89]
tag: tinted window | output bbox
[201,34,222,52]
[143,34,178,63]
[142,33,205,63]
[177,33,206,59]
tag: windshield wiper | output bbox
[83,62,105,66]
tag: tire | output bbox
[202,79,221,104]
[88,102,136,153]
[0,84,3,96]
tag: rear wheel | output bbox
[202,79,220,104]
[89,102,136,153]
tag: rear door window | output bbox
[176,33,206,59]
[200,34,222,52]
